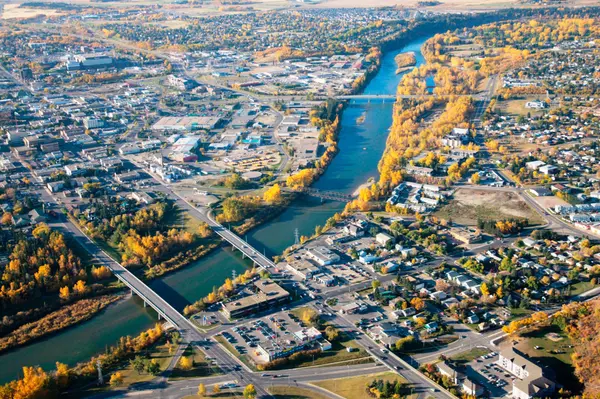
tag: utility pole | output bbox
[96,360,103,385]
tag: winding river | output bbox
[0,36,430,384]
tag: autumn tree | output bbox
[110,372,124,387]
[197,383,206,397]
[179,356,193,371]
[325,326,339,341]
[244,384,257,399]
[263,184,282,203]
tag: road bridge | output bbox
[295,187,355,202]
[335,93,485,101]
[59,218,275,397]
[129,160,279,270]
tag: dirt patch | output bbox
[435,188,544,226]
[532,195,570,210]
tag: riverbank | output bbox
[0,294,124,355]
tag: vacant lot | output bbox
[313,371,416,399]
[435,188,544,226]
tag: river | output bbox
[0,36,430,384]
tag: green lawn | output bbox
[293,338,371,368]
[508,307,534,321]
[109,339,175,387]
[313,372,417,399]
[268,386,329,399]
[170,345,219,380]
[450,347,491,364]
[569,281,595,296]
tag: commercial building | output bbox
[222,279,290,319]
[152,116,221,131]
[307,246,340,266]
[257,326,325,362]
[498,348,556,399]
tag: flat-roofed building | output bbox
[307,246,340,266]
[222,279,290,319]
[152,116,221,131]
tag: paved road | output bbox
[88,364,390,398]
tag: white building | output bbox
[498,348,555,399]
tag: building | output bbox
[257,326,323,362]
[222,279,290,319]
[450,227,482,245]
[167,75,197,90]
[462,378,484,396]
[498,348,556,399]
[307,246,340,266]
[71,54,113,69]
[152,116,221,131]
[286,258,320,279]
[376,232,394,247]
[84,117,104,129]
[437,361,465,384]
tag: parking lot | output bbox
[467,351,511,397]
[219,310,316,365]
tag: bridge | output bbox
[336,93,485,101]
[130,161,279,271]
[60,218,277,397]
[298,187,355,202]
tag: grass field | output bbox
[170,344,218,380]
[450,347,490,364]
[435,188,544,226]
[313,371,417,399]
[114,339,174,387]
[268,386,330,399]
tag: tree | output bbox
[59,286,70,301]
[179,356,193,371]
[470,172,481,184]
[263,184,282,203]
[480,282,490,296]
[146,359,161,375]
[197,383,206,397]
[301,308,319,326]
[243,384,257,399]
[131,356,146,375]
[410,297,425,311]
[325,325,339,341]
[55,362,70,388]
[1,212,12,225]
[372,280,381,291]
[110,372,124,387]
[213,384,221,394]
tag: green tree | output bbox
[131,356,146,375]
[146,359,160,375]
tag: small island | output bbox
[394,51,417,74]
